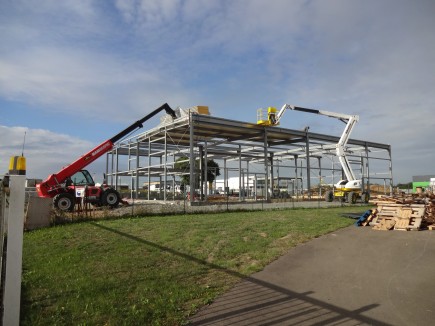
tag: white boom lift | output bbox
[257,104,368,204]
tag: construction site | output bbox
[6,105,435,326]
[104,105,393,206]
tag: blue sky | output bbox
[1,0,435,183]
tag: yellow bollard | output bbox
[9,156,26,176]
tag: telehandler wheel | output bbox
[54,193,75,211]
[102,188,120,208]
[324,190,333,202]
[347,191,357,204]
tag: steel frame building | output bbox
[106,111,393,203]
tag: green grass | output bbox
[21,206,370,325]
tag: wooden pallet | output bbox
[368,194,435,231]
[372,217,396,230]
[371,204,425,231]
[361,209,377,226]
[394,217,423,231]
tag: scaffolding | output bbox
[106,111,393,203]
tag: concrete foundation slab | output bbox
[25,197,52,230]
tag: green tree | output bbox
[205,159,221,190]
[174,157,220,190]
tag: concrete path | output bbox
[190,226,435,325]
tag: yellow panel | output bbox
[195,106,210,115]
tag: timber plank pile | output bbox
[361,193,435,231]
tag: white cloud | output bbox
[116,0,217,30]
[137,0,179,26]
[1,0,435,182]
[0,125,99,179]
[0,46,195,122]
[29,0,97,17]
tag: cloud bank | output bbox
[1,0,434,182]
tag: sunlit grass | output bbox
[21,206,368,325]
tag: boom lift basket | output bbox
[257,107,278,126]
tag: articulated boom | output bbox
[278,104,360,186]
[256,102,365,203]
[335,115,359,183]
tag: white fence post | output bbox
[2,156,26,326]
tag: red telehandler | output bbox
[36,103,177,211]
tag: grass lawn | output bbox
[21,206,370,325]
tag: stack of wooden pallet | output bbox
[425,200,435,229]
[363,194,435,231]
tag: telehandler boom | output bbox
[37,103,176,211]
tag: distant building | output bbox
[142,181,182,192]
[215,176,302,196]
[412,175,435,192]
[25,178,42,187]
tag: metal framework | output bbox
[106,112,393,203]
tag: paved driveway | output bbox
[190,226,435,325]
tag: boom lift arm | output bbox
[257,102,365,203]
[259,104,359,184]
[280,105,359,183]
[37,103,176,198]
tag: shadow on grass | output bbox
[91,222,391,326]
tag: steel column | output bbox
[305,134,311,199]
[263,129,269,201]
[189,114,195,203]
